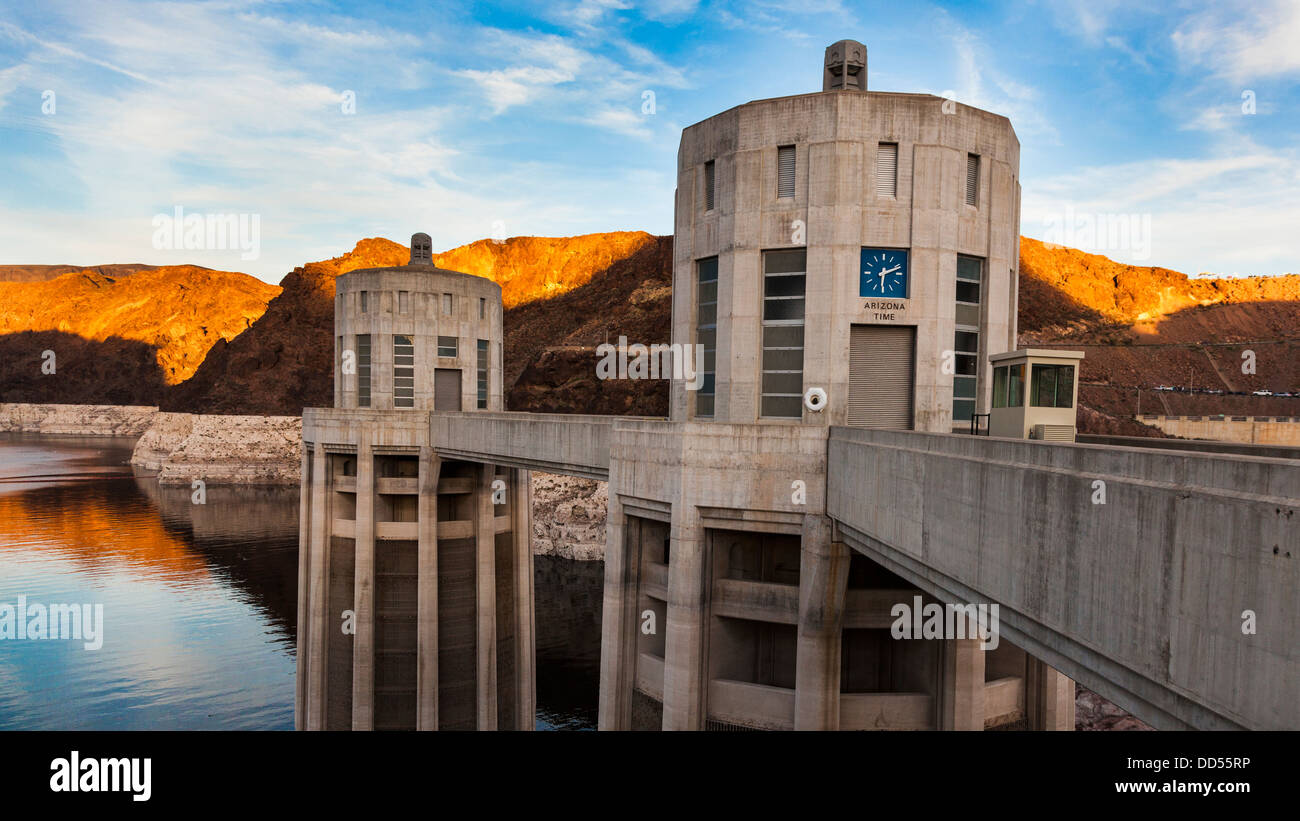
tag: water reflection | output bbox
[0,433,603,731]
[0,433,297,730]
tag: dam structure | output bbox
[297,42,1300,731]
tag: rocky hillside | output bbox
[3,233,1295,429]
[504,235,672,415]
[0,263,161,283]
[164,232,671,416]
[0,265,278,405]
[1019,237,1300,427]
[163,238,409,415]
[434,232,658,309]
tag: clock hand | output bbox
[880,265,900,276]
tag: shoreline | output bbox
[2,403,608,561]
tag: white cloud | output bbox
[0,63,30,112]
[1172,0,1300,81]
[938,24,1060,144]
[1024,150,1300,275]
[458,64,580,113]
[583,107,652,139]
[563,0,634,30]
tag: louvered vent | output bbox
[704,160,715,211]
[777,145,795,198]
[876,142,898,197]
[965,153,979,206]
[1032,424,1076,442]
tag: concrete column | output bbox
[295,444,311,731]
[305,443,330,731]
[1026,657,1076,731]
[512,468,536,730]
[661,511,707,730]
[475,462,498,730]
[416,447,441,730]
[794,515,850,730]
[940,636,985,730]
[351,441,375,730]
[597,498,636,730]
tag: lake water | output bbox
[0,433,600,730]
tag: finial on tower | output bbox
[823,40,867,91]
[410,232,432,265]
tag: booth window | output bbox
[1031,364,1074,408]
[992,364,1025,408]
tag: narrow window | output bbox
[704,160,715,212]
[956,254,983,306]
[356,334,371,407]
[876,142,898,198]
[437,335,457,358]
[476,340,489,409]
[953,255,984,423]
[442,293,453,315]
[479,297,486,320]
[776,145,795,199]
[760,249,806,418]
[393,335,414,408]
[359,290,368,313]
[695,257,718,417]
[965,153,979,207]
[398,290,409,314]
[992,366,1008,409]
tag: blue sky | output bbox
[0,0,1296,282]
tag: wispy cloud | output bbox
[0,0,1294,280]
[1172,0,1300,81]
[1025,149,1300,275]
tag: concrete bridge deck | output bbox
[302,407,1300,730]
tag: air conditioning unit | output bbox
[1031,424,1076,442]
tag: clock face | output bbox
[860,248,909,298]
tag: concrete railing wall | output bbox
[826,426,1300,730]
[429,412,643,480]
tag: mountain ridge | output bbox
[1,233,1295,430]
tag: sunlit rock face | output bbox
[0,265,279,404]
[4,230,1295,428]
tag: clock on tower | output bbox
[859,248,909,298]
